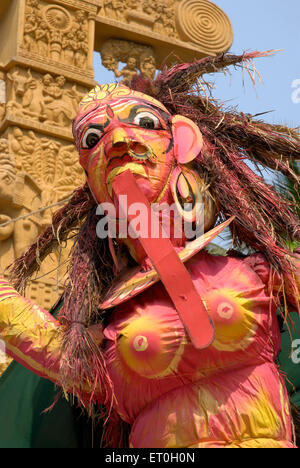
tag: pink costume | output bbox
[1,73,300,448]
[0,251,297,448]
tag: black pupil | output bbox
[86,133,100,148]
[139,117,155,129]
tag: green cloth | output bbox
[0,299,101,448]
[0,362,81,448]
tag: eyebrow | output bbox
[118,103,171,126]
[130,101,171,118]
[86,122,107,133]
[78,120,110,142]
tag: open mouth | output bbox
[106,162,148,197]
[128,149,149,161]
[128,142,151,160]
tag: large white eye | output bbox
[81,128,103,149]
[133,111,160,129]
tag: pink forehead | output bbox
[80,96,165,115]
[74,97,168,134]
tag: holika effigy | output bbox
[0,51,300,447]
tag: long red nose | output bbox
[112,170,216,350]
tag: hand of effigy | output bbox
[0,275,105,397]
[0,275,63,385]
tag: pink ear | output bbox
[172,115,203,164]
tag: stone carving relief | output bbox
[6,69,87,129]
[0,138,43,272]
[175,0,233,55]
[140,55,156,81]
[99,0,233,55]
[22,0,89,69]
[100,0,176,38]
[0,80,6,123]
[9,128,84,224]
[101,40,157,81]
[0,131,83,314]
[0,137,67,367]
[4,128,84,309]
[26,280,65,313]
[0,136,66,314]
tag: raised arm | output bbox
[0,276,106,405]
[0,276,62,384]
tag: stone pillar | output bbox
[0,0,99,310]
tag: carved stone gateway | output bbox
[96,0,233,76]
[22,1,90,69]
[101,39,157,81]
[0,0,233,370]
[0,0,98,320]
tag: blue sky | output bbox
[212,0,300,128]
[94,0,300,128]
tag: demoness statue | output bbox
[1,52,300,448]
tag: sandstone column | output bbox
[0,0,100,309]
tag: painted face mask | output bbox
[74,83,221,349]
[73,83,216,264]
[74,84,176,205]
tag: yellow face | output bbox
[74,84,175,206]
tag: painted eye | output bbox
[81,128,103,149]
[133,112,161,129]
